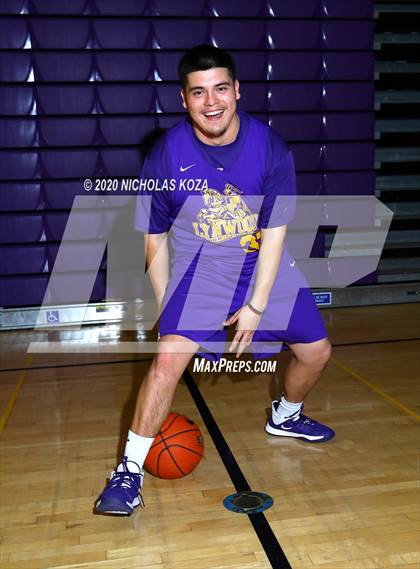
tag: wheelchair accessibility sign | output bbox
[46,310,60,324]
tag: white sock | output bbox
[272,395,303,424]
[122,430,154,473]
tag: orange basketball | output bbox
[144,413,204,479]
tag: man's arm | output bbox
[144,233,169,312]
[224,225,287,357]
[249,225,287,312]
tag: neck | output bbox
[193,113,240,146]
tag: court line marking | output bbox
[331,355,420,423]
[0,355,32,436]
[0,356,154,374]
[184,367,292,569]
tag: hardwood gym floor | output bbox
[0,303,419,568]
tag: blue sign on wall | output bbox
[46,310,60,323]
[313,292,332,306]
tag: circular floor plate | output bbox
[223,491,273,514]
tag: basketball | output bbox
[144,413,205,479]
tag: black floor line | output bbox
[0,357,154,374]
[1,336,419,374]
[183,368,292,569]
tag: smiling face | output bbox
[181,67,241,146]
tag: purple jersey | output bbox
[135,112,326,358]
[136,111,295,244]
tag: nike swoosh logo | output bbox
[281,425,293,430]
[217,167,224,171]
[289,260,296,267]
[180,164,196,172]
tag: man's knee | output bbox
[151,353,184,384]
[293,338,331,369]
[311,339,332,369]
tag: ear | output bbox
[180,89,187,109]
[234,79,240,101]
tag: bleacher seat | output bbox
[211,20,266,49]
[154,51,183,81]
[0,53,32,81]
[0,151,39,181]
[43,181,86,209]
[155,115,184,132]
[322,142,374,170]
[267,0,320,18]
[98,85,153,113]
[41,149,98,178]
[155,84,186,113]
[321,113,375,140]
[322,53,374,81]
[290,143,323,172]
[93,19,150,48]
[322,21,374,50]
[272,113,375,142]
[322,0,373,19]
[153,19,208,49]
[267,21,321,49]
[0,0,26,14]
[269,84,321,112]
[38,117,97,146]
[0,86,35,116]
[270,114,322,142]
[0,275,49,307]
[238,84,268,113]
[47,270,106,303]
[151,0,206,16]
[96,52,153,81]
[0,183,42,211]
[33,52,92,81]
[30,0,88,14]
[30,17,90,48]
[0,245,47,274]
[296,173,323,195]
[233,52,267,81]
[44,211,89,241]
[93,0,147,16]
[322,83,374,111]
[36,85,95,114]
[0,18,28,48]
[267,53,321,80]
[210,0,264,17]
[100,149,142,177]
[47,242,107,272]
[0,119,37,148]
[45,209,127,242]
[324,171,375,195]
[0,214,43,243]
[99,117,155,145]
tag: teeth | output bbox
[205,110,223,117]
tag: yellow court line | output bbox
[0,355,32,436]
[331,355,420,423]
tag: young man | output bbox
[95,45,334,516]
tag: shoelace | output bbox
[299,414,317,425]
[109,472,145,508]
[109,471,141,491]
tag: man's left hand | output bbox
[224,305,262,358]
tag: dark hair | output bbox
[178,44,236,88]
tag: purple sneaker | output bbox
[265,401,335,443]
[95,457,144,515]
